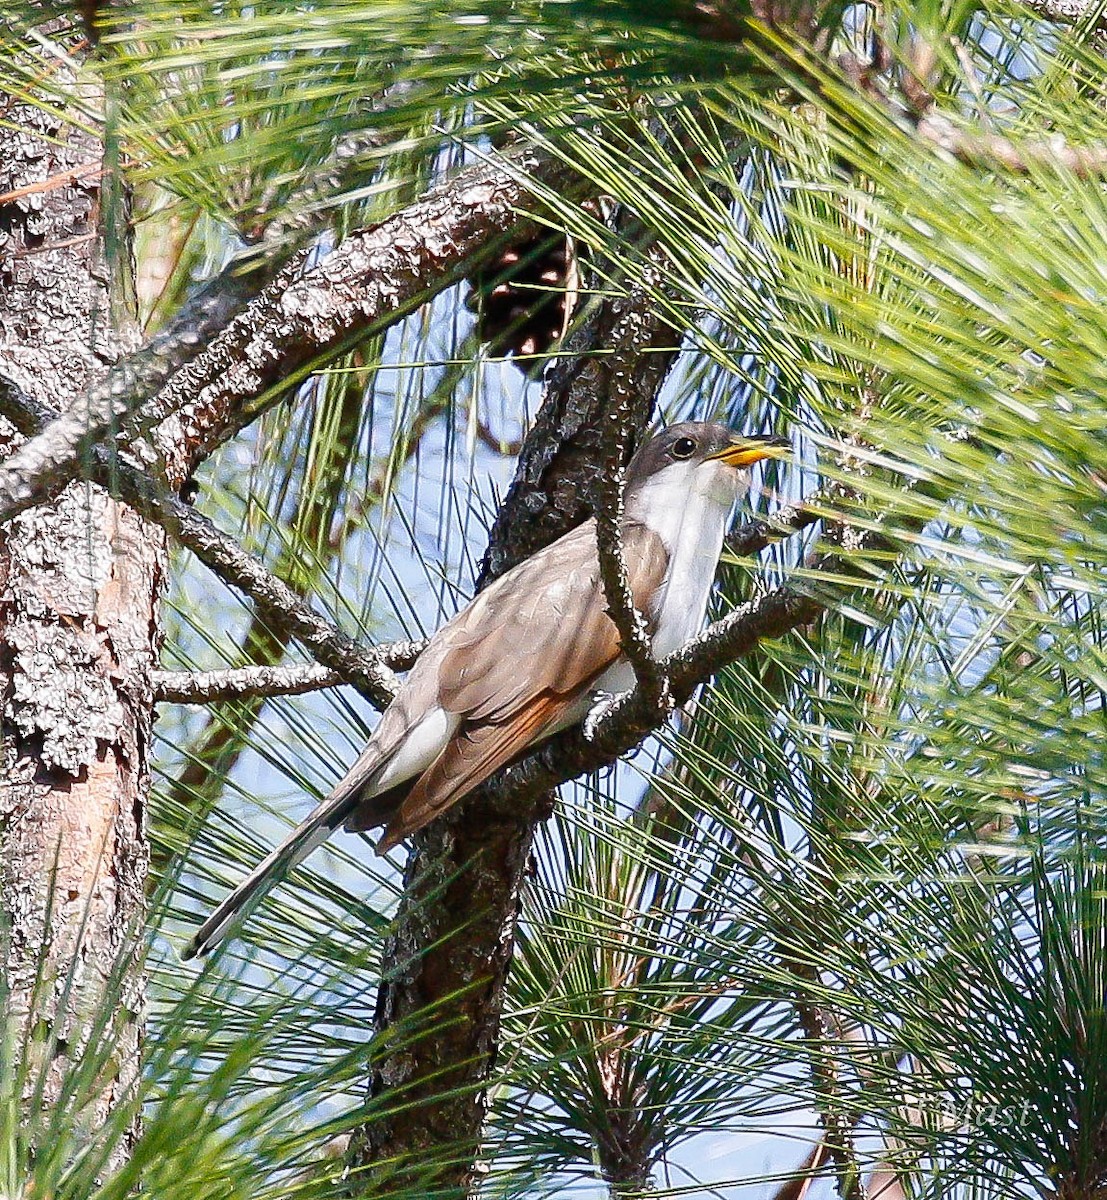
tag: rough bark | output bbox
[0,61,154,1165]
[349,239,685,1193]
[0,378,425,712]
[0,150,579,520]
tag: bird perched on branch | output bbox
[186,421,788,957]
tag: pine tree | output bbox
[1,2,1105,1197]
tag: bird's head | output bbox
[626,422,790,510]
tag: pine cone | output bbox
[466,230,582,374]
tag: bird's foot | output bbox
[583,690,628,741]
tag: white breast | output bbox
[644,460,740,658]
[606,456,746,681]
[571,456,747,718]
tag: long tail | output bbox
[183,779,369,960]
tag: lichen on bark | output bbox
[0,54,159,1167]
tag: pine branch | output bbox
[727,496,823,557]
[0,376,422,710]
[917,112,1107,177]
[593,267,674,716]
[0,148,577,522]
[151,664,343,704]
[1013,0,1107,24]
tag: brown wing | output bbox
[439,519,668,716]
[374,693,568,852]
[371,518,668,848]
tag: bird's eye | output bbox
[671,436,696,459]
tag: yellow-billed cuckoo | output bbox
[186,421,788,957]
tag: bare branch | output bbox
[593,271,673,714]
[1014,0,1107,24]
[0,247,288,523]
[0,376,423,710]
[135,492,422,709]
[595,432,666,697]
[0,148,578,525]
[152,664,343,704]
[917,112,1107,177]
[152,651,440,704]
[727,496,824,557]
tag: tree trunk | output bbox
[0,46,156,1167]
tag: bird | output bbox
[185,421,788,958]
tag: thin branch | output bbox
[593,274,673,714]
[727,496,824,557]
[789,961,869,1200]
[595,440,670,702]
[1014,0,1107,24]
[152,664,343,704]
[0,159,105,204]
[916,112,1107,177]
[0,376,422,710]
[0,148,577,522]
[772,1140,833,1200]
[142,492,422,709]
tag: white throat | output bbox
[626,457,746,659]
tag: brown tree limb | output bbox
[916,112,1107,178]
[1012,0,1107,25]
[0,148,577,522]
[151,664,344,704]
[726,494,823,557]
[0,377,423,710]
[593,264,674,715]
[479,574,825,811]
[477,473,917,821]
